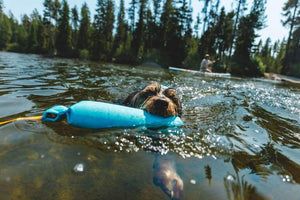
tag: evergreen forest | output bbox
[0,0,299,77]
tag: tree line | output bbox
[0,0,299,77]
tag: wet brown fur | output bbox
[153,155,184,200]
[123,82,182,118]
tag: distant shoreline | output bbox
[264,73,300,84]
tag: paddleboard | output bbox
[169,66,231,78]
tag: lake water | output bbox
[0,52,299,200]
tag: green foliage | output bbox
[114,33,135,64]
[288,63,300,78]
[230,56,266,77]
[28,22,39,53]
[281,0,299,74]
[182,38,201,69]
[216,8,234,59]
[113,0,126,57]
[257,37,274,72]
[131,0,147,61]
[79,49,89,60]
[0,0,3,15]
[56,0,72,57]
[78,2,91,51]
[91,0,115,61]
[36,21,49,54]
[232,0,266,77]
[272,39,286,73]
[7,43,22,52]
[128,0,137,32]
[71,6,79,52]
[16,25,28,52]
[0,14,12,49]
[249,57,266,77]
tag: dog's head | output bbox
[123,82,182,118]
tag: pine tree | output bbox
[78,2,91,51]
[43,0,52,24]
[201,0,211,34]
[232,0,267,76]
[178,0,193,65]
[0,11,12,49]
[42,0,60,55]
[27,13,39,53]
[131,0,148,59]
[91,0,105,60]
[160,0,186,66]
[228,0,247,58]
[113,0,127,56]
[56,0,72,57]
[178,0,193,36]
[71,6,79,52]
[128,0,137,32]
[161,0,173,48]
[0,0,3,17]
[147,0,162,50]
[91,0,115,61]
[273,39,286,73]
[281,0,299,74]
[105,0,115,59]
[153,0,162,23]
[144,7,154,51]
[219,8,234,59]
[260,37,273,72]
[43,0,61,25]
[8,12,19,44]
[14,14,29,52]
[194,13,201,38]
[37,19,49,54]
[53,0,61,26]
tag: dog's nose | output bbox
[154,99,169,109]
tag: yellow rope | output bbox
[0,116,42,126]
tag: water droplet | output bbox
[281,175,293,183]
[73,163,84,173]
[226,174,234,181]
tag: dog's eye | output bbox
[144,90,156,97]
[163,89,178,98]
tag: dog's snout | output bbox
[124,82,181,117]
[154,99,169,109]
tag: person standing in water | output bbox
[200,54,214,72]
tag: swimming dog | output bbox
[153,155,184,200]
[123,82,184,199]
[122,82,182,118]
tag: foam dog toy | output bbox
[42,101,184,129]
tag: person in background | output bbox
[200,54,215,73]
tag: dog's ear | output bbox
[122,91,139,106]
[172,94,182,117]
[176,100,182,117]
[163,88,182,117]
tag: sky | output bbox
[2,0,289,43]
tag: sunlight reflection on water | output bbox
[0,52,300,200]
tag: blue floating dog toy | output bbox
[42,101,184,129]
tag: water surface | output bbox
[0,52,299,200]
